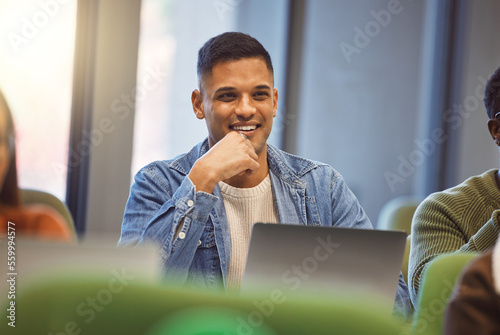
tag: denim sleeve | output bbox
[330,170,412,320]
[330,171,373,229]
[118,164,217,280]
[393,274,413,321]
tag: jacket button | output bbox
[197,240,202,246]
[187,200,194,207]
[178,232,186,239]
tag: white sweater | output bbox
[219,174,278,292]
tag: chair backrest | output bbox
[377,196,422,235]
[20,188,76,237]
[410,252,478,335]
[1,274,406,335]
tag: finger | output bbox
[245,156,260,170]
[246,147,258,161]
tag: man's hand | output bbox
[188,132,260,193]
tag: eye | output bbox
[217,92,237,101]
[253,91,269,100]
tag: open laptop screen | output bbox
[241,223,406,313]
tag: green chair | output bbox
[21,188,76,238]
[410,252,478,335]
[377,196,422,235]
[0,274,406,335]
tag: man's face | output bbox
[193,57,278,156]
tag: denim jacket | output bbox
[119,139,411,318]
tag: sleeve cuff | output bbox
[172,176,218,223]
[470,209,500,251]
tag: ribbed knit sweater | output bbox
[218,174,278,293]
[409,169,500,305]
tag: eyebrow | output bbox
[214,87,235,95]
[255,85,272,90]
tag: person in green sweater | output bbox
[408,66,500,306]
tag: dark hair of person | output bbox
[0,89,21,207]
[197,32,274,86]
[484,66,500,119]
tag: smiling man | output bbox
[188,55,277,192]
[118,32,411,319]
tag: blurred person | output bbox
[443,235,500,334]
[408,66,500,306]
[0,89,72,242]
[119,32,412,319]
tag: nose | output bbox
[235,94,256,119]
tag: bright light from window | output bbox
[0,0,77,200]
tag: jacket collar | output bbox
[266,144,318,188]
[168,139,211,176]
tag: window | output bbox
[0,0,77,200]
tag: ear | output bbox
[272,88,278,118]
[191,89,204,119]
[487,117,500,142]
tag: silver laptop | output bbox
[241,223,406,313]
[0,235,162,296]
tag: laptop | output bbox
[0,235,162,296]
[241,223,406,313]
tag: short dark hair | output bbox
[197,32,274,85]
[484,66,500,119]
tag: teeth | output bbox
[233,125,257,131]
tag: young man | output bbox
[408,66,500,306]
[119,32,411,318]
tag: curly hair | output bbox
[484,66,500,119]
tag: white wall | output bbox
[294,0,425,224]
[455,0,500,182]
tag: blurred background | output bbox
[0,0,498,237]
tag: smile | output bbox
[231,125,258,131]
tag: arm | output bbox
[329,171,412,319]
[456,210,500,252]
[119,133,259,283]
[409,194,500,304]
[118,163,218,282]
[330,171,372,230]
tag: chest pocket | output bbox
[198,223,216,248]
[305,196,321,225]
